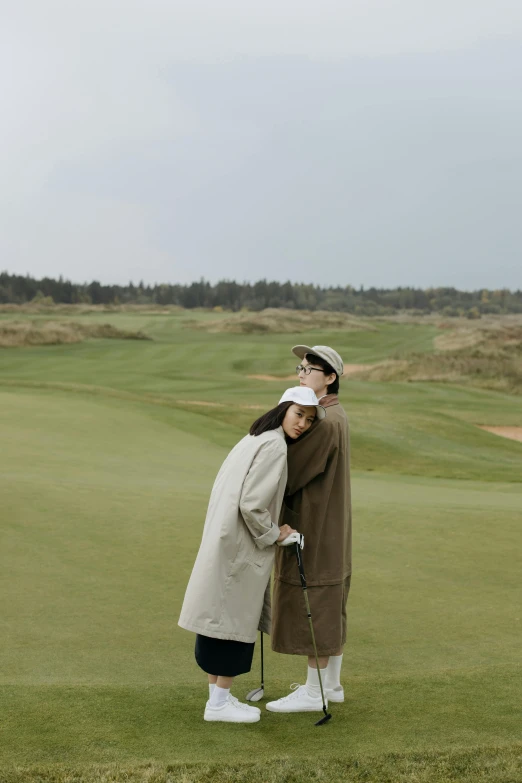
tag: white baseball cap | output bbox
[278,387,326,419]
[292,345,344,377]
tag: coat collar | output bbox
[318,393,339,409]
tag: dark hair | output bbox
[249,401,293,436]
[306,353,339,394]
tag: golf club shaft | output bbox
[260,631,264,688]
[301,587,328,710]
[294,543,328,713]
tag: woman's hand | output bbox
[277,524,297,543]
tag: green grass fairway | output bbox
[1,314,521,782]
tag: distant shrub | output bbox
[31,291,55,306]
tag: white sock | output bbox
[208,683,215,698]
[208,685,229,707]
[326,654,343,689]
[306,665,327,697]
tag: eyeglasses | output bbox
[296,364,324,376]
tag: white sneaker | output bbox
[325,685,344,703]
[266,684,328,713]
[204,695,261,723]
[228,694,261,715]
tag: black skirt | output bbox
[195,634,255,677]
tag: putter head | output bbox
[315,712,332,726]
[246,687,264,702]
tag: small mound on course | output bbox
[0,321,151,348]
[187,308,376,334]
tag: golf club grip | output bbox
[294,542,307,589]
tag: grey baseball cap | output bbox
[292,345,344,377]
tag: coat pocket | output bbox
[247,539,267,568]
[281,501,299,528]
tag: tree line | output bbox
[1,271,521,317]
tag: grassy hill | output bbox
[0,308,521,782]
[358,316,522,395]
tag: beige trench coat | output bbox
[178,427,287,644]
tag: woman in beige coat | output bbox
[178,387,325,723]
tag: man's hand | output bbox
[277,524,297,543]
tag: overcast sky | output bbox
[2,1,522,289]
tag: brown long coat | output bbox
[271,395,352,655]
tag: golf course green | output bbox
[1,310,521,782]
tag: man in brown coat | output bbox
[266,345,352,713]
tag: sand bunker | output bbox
[341,364,370,376]
[248,374,296,382]
[176,400,264,411]
[176,400,225,408]
[479,426,522,443]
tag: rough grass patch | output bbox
[0,304,183,315]
[3,746,522,783]
[0,321,151,348]
[358,321,522,393]
[185,308,377,334]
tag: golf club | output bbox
[246,534,303,702]
[246,631,264,701]
[294,541,332,726]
